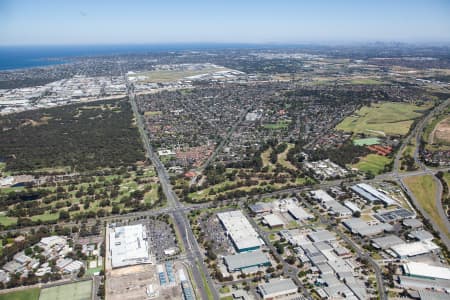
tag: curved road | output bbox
[394,98,450,248]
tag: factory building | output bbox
[351,183,397,206]
[257,278,298,299]
[223,250,271,273]
[109,224,152,268]
[217,210,262,252]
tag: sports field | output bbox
[336,102,428,136]
[353,137,380,146]
[352,154,392,175]
[39,281,92,300]
[0,288,40,300]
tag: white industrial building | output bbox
[287,205,313,221]
[262,214,285,228]
[258,278,298,299]
[403,262,450,281]
[217,210,262,252]
[390,241,440,258]
[351,183,397,206]
[109,224,152,268]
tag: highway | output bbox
[393,98,450,248]
[119,62,219,300]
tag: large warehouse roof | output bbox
[390,241,439,258]
[310,190,335,203]
[258,278,298,299]
[109,224,151,268]
[351,183,397,206]
[217,210,261,252]
[403,262,450,281]
[371,235,404,249]
[224,250,270,271]
[288,205,312,220]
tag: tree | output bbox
[77,266,85,278]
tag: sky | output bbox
[0,0,449,45]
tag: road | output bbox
[301,198,387,300]
[119,62,219,300]
[243,211,313,299]
[393,98,450,248]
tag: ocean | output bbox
[0,44,268,71]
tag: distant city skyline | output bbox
[1,0,449,45]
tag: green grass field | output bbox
[353,137,381,146]
[0,288,40,300]
[444,172,450,197]
[352,154,392,175]
[277,143,296,170]
[39,281,92,300]
[263,120,291,130]
[404,175,449,238]
[0,215,18,226]
[337,102,428,136]
[349,78,385,85]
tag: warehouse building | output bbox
[403,262,450,281]
[249,202,272,215]
[109,224,152,268]
[262,214,285,228]
[287,205,312,221]
[217,210,262,252]
[257,278,298,299]
[223,250,271,273]
[342,218,394,237]
[371,235,404,250]
[351,183,397,206]
[390,241,440,258]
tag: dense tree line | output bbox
[0,99,145,172]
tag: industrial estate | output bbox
[0,43,450,300]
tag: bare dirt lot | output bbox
[434,117,450,144]
[106,264,183,300]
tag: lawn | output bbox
[336,102,428,136]
[353,137,381,146]
[0,214,18,226]
[277,143,296,170]
[352,154,392,175]
[144,111,162,116]
[197,262,214,300]
[404,175,449,238]
[263,120,291,130]
[30,213,59,222]
[349,78,385,85]
[219,286,230,294]
[0,288,40,300]
[261,148,274,170]
[444,172,450,197]
[39,281,92,300]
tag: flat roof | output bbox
[224,250,270,271]
[310,190,335,202]
[408,229,434,241]
[308,230,336,242]
[263,214,284,227]
[343,218,393,237]
[109,224,151,268]
[403,262,450,280]
[287,205,312,220]
[391,241,439,257]
[258,278,297,298]
[352,183,397,206]
[403,218,423,228]
[217,210,261,251]
[371,235,404,249]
